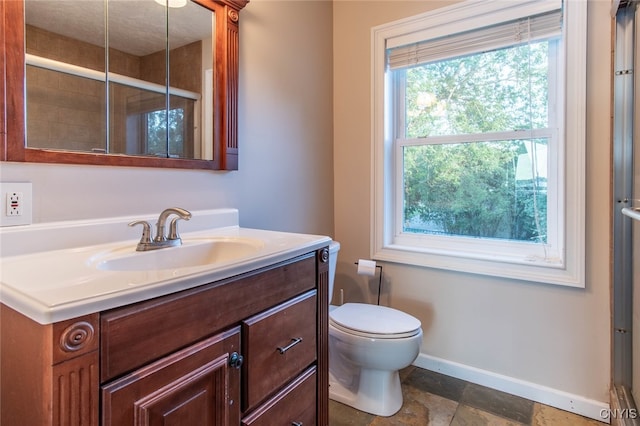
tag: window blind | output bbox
[387,10,562,70]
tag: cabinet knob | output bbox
[319,247,329,263]
[229,352,244,369]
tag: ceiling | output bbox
[25,0,213,57]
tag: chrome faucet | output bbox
[129,207,192,251]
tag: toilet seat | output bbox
[329,303,421,339]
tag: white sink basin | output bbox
[0,208,332,324]
[93,237,266,271]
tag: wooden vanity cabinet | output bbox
[0,247,330,426]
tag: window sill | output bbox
[373,244,584,287]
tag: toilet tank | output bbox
[328,241,340,301]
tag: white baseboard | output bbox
[413,353,610,424]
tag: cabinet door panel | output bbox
[102,327,241,426]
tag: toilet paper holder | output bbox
[354,261,383,305]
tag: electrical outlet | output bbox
[7,192,23,216]
[0,182,32,227]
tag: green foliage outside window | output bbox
[146,108,185,157]
[401,41,551,243]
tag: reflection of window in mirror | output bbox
[24,0,212,160]
[133,100,193,158]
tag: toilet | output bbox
[327,241,423,417]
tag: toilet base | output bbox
[329,368,403,417]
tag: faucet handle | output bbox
[168,216,187,241]
[129,220,152,249]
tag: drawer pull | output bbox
[277,337,302,354]
[229,352,244,369]
[292,422,303,426]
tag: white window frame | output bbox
[371,0,586,287]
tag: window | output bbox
[371,0,586,286]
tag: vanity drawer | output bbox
[241,366,317,426]
[242,290,317,411]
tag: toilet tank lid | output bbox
[330,303,421,335]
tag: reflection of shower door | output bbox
[613,1,639,418]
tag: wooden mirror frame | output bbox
[0,0,247,170]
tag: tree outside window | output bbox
[399,41,551,244]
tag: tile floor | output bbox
[329,366,605,425]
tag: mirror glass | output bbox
[24,0,213,160]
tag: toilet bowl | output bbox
[327,241,423,417]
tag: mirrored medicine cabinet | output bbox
[0,0,247,170]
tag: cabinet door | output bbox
[102,327,241,426]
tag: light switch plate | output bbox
[0,182,33,227]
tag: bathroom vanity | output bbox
[0,209,331,425]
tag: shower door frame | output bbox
[612,1,639,421]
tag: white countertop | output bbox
[0,209,331,324]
